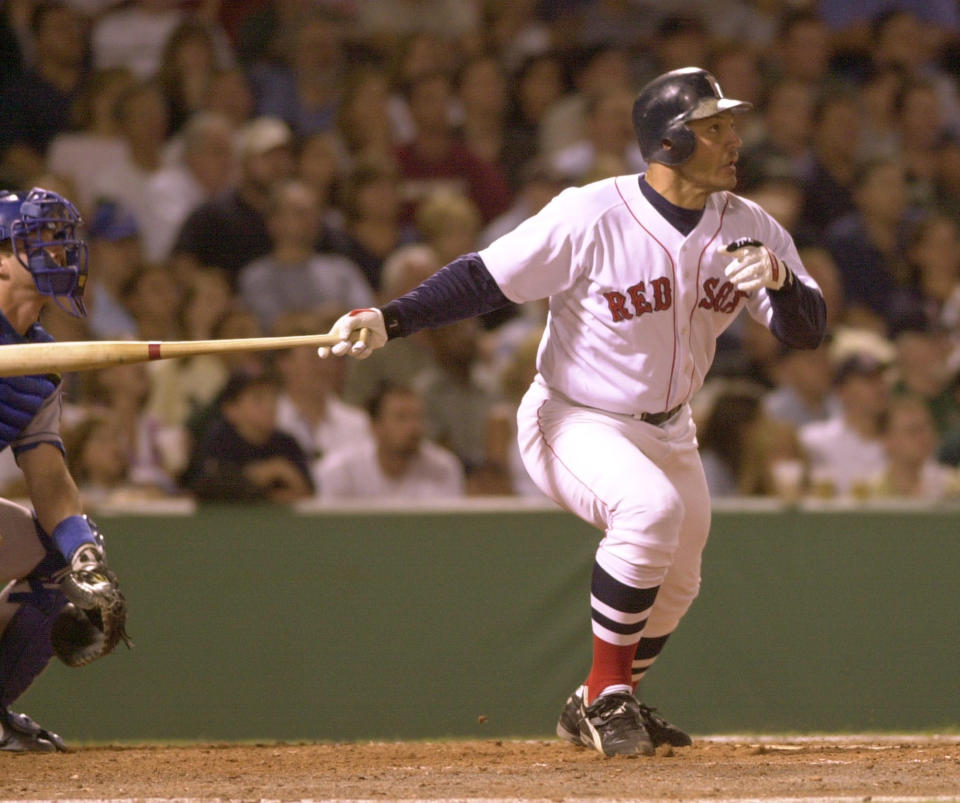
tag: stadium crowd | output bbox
[3,0,960,505]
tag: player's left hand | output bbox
[318,308,386,360]
[53,522,131,668]
[718,238,791,293]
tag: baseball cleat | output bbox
[0,708,68,752]
[577,691,655,757]
[556,684,586,747]
[638,702,692,747]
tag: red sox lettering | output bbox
[602,276,746,322]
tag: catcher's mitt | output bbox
[52,542,132,668]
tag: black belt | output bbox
[638,403,683,426]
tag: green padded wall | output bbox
[16,504,960,741]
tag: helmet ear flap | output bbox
[656,123,696,166]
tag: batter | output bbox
[320,67,826,757]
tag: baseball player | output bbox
[320,68,826,757]
[0,188,129,752]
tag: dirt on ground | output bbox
[1,736,958,800]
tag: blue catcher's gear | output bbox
[0,374,59,450]
[0,187,88,317]
[632,67,752,166]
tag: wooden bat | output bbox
[0,329,370,377]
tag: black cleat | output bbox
[577,691,655,757]
[0,708,68,752]
[638,702,692,747]
[556,685,585,747]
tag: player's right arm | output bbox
[319,187,583,359]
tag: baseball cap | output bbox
[834,352,887,385]
[238,116,293,159]
[87,200,139,241]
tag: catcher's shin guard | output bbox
[0,582,67,707]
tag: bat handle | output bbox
[356,327,371,346]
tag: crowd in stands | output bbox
[4,0,960,506]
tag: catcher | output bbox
[0,187,130,752]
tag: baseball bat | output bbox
[0,329,370,377]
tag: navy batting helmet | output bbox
[632,67,752,166]
[0,187,88,317]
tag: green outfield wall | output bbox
[17,500,960,742]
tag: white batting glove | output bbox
[719,238,791,293]
[317,308,387,360]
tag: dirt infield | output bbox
[1,736,958,801]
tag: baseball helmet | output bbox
[0,187,89,317]
[632,67,752,166]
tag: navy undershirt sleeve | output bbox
[767,273,827,349]
[380,253,512,339]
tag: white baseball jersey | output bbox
[479,174,821,416]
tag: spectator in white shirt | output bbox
[317,383,464,500]
[799,352,890,497]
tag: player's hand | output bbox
[718,238,791,293]
[318,308,387,360]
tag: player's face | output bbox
[679,112,743,193]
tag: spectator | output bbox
[697,383,764,497]
[45,66,135,215]
[247,10,344,138]
[644,14,711,79]
[180,370,314,503]
[0,1,89,185]
[201,66,256,132]
[88,78,170,236]
[335,63,397,163]
[171,115,295,284]
[867,394,960,499]
[296,130,346,242]
[454,53,510,168]
[550,85,645,184]
[870,8,960,136]
[738,415,809,499]
[500,51,567,188]
[857,64,907,162]
[539,43,633,157]
[83,200,142,340]
[799,351,890,498]
[90,0,202,80]
[415,317,501,481]
[142,110,237,264]
[317,382,464,500]
[796,90,862,239]
[82,361,187,494]
[353,0,479,49]
[121,263,184,341]
[341,243,442,408]
[894,78,953,209]
[394,70,512,224]
[736,77,815,193]
[890,324,960,437]
[271,311,372,490]
[769,9,832,89]
[479,157,568,248]
[824,157,919,334]
[144,266,236,429]
[763,344,842,429]
[333,154,419,291]
[901,213,960,333]
[414,189,482,268]
[238,177,373,333]
[156,18,227,135]
[64,414,136,507]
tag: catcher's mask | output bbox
[632,67,752,166]
[0,187,89,317]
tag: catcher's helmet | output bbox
[632,67,752,166]
[0,187,88,317]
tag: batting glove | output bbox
[719,238,791,293]
[317,308,387,360]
